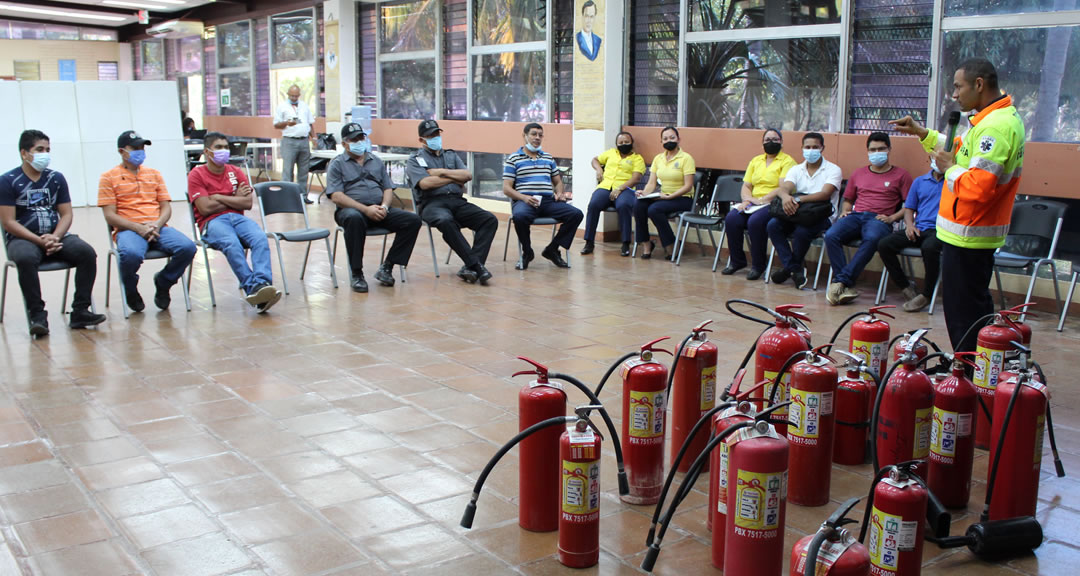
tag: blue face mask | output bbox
[868,151,889,167]
[930,158,940,174]
[127,149,146,167]
[803,148,822,164]
[349,139,370,156]
[29,152,50,172]
[425,136,443,152]
[525,142,541,153]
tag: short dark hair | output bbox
[616,131,634,144]
[19,130,49,153]
[957,58,999,92]
[763,128,783,141]
[803,132,825,148]
[867,131,891,148]
[661,126,680,138]
[582,0,596,13]
[523,122,543,135]
[203,131,229,149]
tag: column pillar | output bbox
[323,0,357,136]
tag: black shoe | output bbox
[153,272,171,310]
[374,263,395,286]
[793,271,808,290]
[28,312,48,337]
[351,273,368,293]
[721,264,745,276]
[457,266,478,284]
[770,268,791,285]
[69,309,106,329]
[516,248,535,270]
[125,288,145,313]
[664,250,674,262]
[303,195,314,205]
[542,245,570,268]
[620,242,631,257]
[580,242,594,255]
[641,240,656,259]
[746,269,764,281]
[473,264,493,285]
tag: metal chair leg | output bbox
[764,245,775,284]
[114,253,131,319]
[272,237,289,295]
[1058,271,1078,332]
[203,245,216,308]
[813,242,826,291]
[675,221,689,266]
[503,218,512,261]
[876,269,888,305]
[381,236,388,264]
[427,226,440,278]
[400,265,408,283]
[180,265,192,311]
[300,242,312,280]
[928,276,940,316]
[994,267,1006,310]
[106,251,112,308]
[712,232,726,272]
[61,269,71,315]
[324,237,338,289]
[1,265,8,323]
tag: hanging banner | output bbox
[324,19,341,121]
[573,0,604,130]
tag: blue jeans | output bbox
[201,213,273,294]
[766,217,831,273]
[824,212,892,287]
[634,196,692,247]
[724,207,773,271]
[116,227,197,292]
[584,188,635,243]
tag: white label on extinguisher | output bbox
[762,370,791,418]
[914,407,931,459]
[852,339,886,377]
[562,460,600,518]
[701,366,717,411]
[733,469,784,532]
[898,520,918,551]
[930,407,958,458]
[973,345,1005,391]
[794,536,856,576]
[717,442,729,515]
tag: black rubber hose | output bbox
[955,312,998,354]
[722,326,770,401]
[823,311,870,354]
[550,373,630,495]
[977,393,993,422]
[593,352,638,397]
[725,298,776,328]
[768,350,811,406]
[461,415,574,528]
[859,466,895,542]
[803,527,833,576]
[910,473,952,538]
[663,334,694,401]
[982,370,1025,523]
[1032,361,1065,478]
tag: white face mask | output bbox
[29,152,50,171]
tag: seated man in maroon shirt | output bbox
[824,132,913,305]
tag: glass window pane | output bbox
[628,0,680,127]
[473,0,546,46]
[945,0,1062,17]
[218,21,251,69]
[98,62,119,81]
[941,27,1080,143]
[472,152,509,200]
[272,66,317,117]
[0,21,8,40]
[81,28,117,41]
[473,51,547,121]
[219,72,253,115]
[689,0,842,32]
[272,10,315,63]
[45,25,79,40]
[381,59,436,119]
[179,37,203,75]
[686,36,839,130]
[141,40,165,79]
[14,61,40,81]
[10,21,44,40]
[381,0,437,52]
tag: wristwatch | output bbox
[793,196,802,204]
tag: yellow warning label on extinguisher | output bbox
[789,389,832,440]
[701,366,717,412]
[733,469,784,531]
[851,339,886,377]
[562,460,600,516]
[629,390,665,438]
[973,345,1005,391]
[762,370,791,418]
[913,407,931,459]
[930,406,970,459]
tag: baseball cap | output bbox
[341,123,367,141]
[117,130,151,149]
[418,119,442,138]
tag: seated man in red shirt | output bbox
[187,132,281,312]
[824,132,913,305]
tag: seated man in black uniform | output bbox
[406,120,497,285]
[325,123,421,293]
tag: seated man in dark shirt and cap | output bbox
[406,119,497,285]
[325,123,421,293]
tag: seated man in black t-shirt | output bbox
[0,130,106,336]
[406,120,497,285]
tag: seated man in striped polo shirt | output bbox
[502,123,583,270]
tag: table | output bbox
[310,149,410,163]
[183,142,274,152]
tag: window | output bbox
[472,152,509,200]
[945,0,1064,16]
[178,37,203,75]
[688,0,842,31]
[219,72,253,116]
[141,40,165,79]
[382,60,436,119]
[272,9,315,64]
[379,0,437,119]
[443,0,468,119]
[218,21,251,69]
[98,61,119,81]
[10,21,44,39]
[14,61,39,81]
[217,20,254,115]
[45,25,79,40]
[381,0,437,53]
[473,0,546,45]
[473,51,547,122]
[81,28,117,41]
[628,0,680,126]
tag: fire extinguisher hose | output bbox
[460,415,575,529]
[868,351,947,472]
[953,312,1000,355]
[1032,361,1066,478]
[550,372,631,495]
[725,326,770,402]
[823,310,876,353]
[725,299,778,327]
[592,352,638,397]
[662,334,694,401]
[856,460,939,543]
[981,370,1025,523]
[767,350,811,409]
[803,526,834,576]
[858,465,895,543]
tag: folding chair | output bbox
[994,199,1067,321]
[309,157,330,202]
[187,201,218,307]
[1,235,82,325]
[255,181,337,294]
[1057,255,1080,332]
[631,171,703,259]
[824,238,889,293]
[502,198,569,269]
[407,176,443,278]
[227,141,252,184]
[672,174,739,267]
[874,246,942,314]
[104,223,192,319]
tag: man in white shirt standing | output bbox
[273,84,315,204]
[766,132,843,289]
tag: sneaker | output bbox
[770,269,791,284]
[28,312,48,337]
[257,289,282,313]
[245,284,277,307]
[838,286,860,305]
[826,282,844,305]
[901,285,919,302]
[126,288,145,313]
[516,248,535,271]
[541,245,570,268]
[580,242,594,255]
[351,273,368,293]
[620,242,631,257]
[153,272,171,310]
[903,293,930,313]
[792,271,808,290]
[69,309,106,329]
[473,264,493,285]
[456,266,478,284]
[374,263,395,286]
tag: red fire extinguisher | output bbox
[708,399,756,542]
[927,353,978,509]
[791,498,870,576]
[670,320,718,472]
[832,351,879,466]
[513,358,566,531]
[849,306,895,383]
[972,313,1023,450]
[1000,302,1034,348]
[724,420,790,575]
[872,330,935,475]
[754,304,812,436]
[787,346,839,507]
[620,337,672,505]
[890,332,929,364]
[859,462,928,576]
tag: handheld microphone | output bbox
[944,111,961,153]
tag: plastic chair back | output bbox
[713,175,744,203]
[228,141,248,159]
[1002,199,1067,259]
[255,181,306,217]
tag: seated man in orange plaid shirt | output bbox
[98,130,196,312]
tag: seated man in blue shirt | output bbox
[876,158,945,312]
[502,123,582,270]
[0,130,106,336]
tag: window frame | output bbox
[215,19,256,116]
[270,8,317,68]
[376,0,442,120]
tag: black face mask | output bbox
[763,141,782,155]
[617,144,633,155]
[662,141,678,151]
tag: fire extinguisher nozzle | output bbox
[641,544,661,572]
[1056,460,1066,478]
[460,502,477,529]
[617,470,630,496]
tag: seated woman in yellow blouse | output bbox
[634,126,696,260]
[582,132,646,256]
[721,128,796,279]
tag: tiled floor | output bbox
[0,203,1077,575]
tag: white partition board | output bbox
[48,141,87,207]
[0,83,25,167]
[149,140,188,201]
[76,82,132,145]
[80,142,121,207]
[21,82,80,144]
[128,81,184,142]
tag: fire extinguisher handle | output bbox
[692,319,713,333]
[774,304,811,323]
[825,497,862,528]
[641,337,673,356]
[512,356,549,381]
[868,305,896,319]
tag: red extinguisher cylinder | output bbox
[987,374,1047,521]
[707,404,754,538]
[723,421,789,575]
[787,352,838,507]
[850,308,892,382]
[558,421,603,568]
[621,340,671,505]
[927,360,977,509]
[973,318,1020,450]
[754,307,811,437]
[790,498,870,576]
[834,368,872,466]
[518,384,566,531]
[875,363,934,477]
[866,467,928,576]
[671,332,718,472]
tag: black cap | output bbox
[418,119,442,138]
[117,130,151,149]
[341,123,366,141]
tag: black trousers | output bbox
[7,234,97,316]
[941,242,996,353]
[334,207,421,276]
[421,195,498,267]
[877,229,943,298]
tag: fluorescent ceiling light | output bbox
[103,0,168,8]
[151,0,187,4]
[0,4,127,21]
